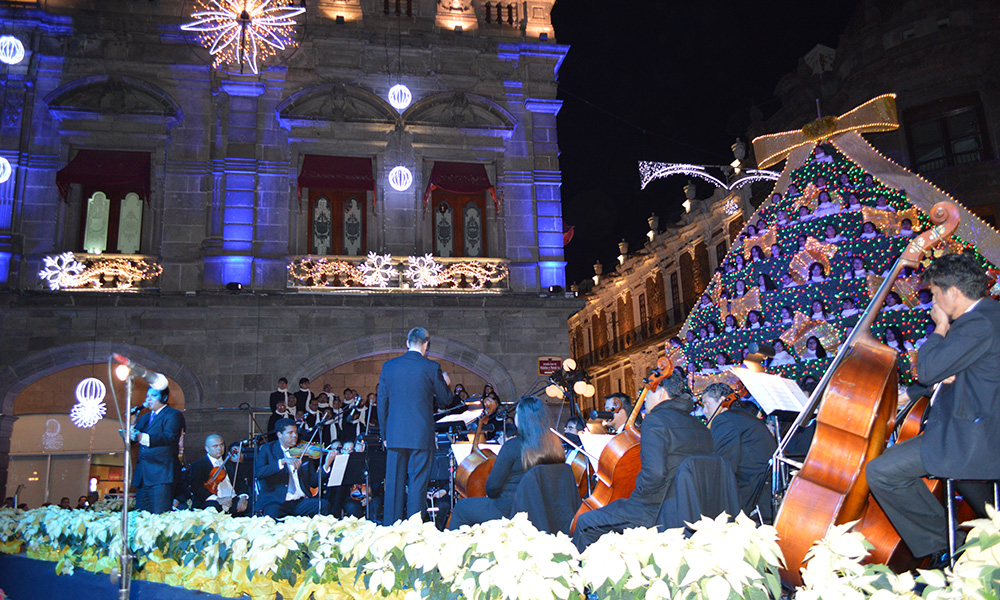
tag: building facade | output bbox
[0,0,583,502]
[566,187,746,412]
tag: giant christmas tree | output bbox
[674,95,1000,395]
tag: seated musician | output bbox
[563,416,585,449]
[603,393,632,434]
[867,253,1000,562]
[323,442,365,518]
[701,384,777,523]
[188,434,250,515]
[226,442,255,514]
[254,418,335,518]
[572,371,713,551]
[448,396,565,529]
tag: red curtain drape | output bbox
[423,161,498,211]
[56,150,151,202]
[297,155,375,205]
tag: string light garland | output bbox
[181,0,305,75]
[39,253,162,291]
[288,254,510,291]
[638,161,780,191]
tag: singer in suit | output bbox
[254,419,332,518]
[187,434,250,515]
[377,327,453,525]
[130,385,185,514]
[867,253,1000,559]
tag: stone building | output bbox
[0,0,583,505]
[566,186,747,413]
[749,0,1000,226]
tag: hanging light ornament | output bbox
[181,0,305,75]
[0,35,25,65]
[70,378,108,428]
[388,84,412,111]
[388,166,413,191]
[0,157,11,184]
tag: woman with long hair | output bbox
[448,396,565,529]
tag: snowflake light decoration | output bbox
[39,252,85,290]
[181,0,306,75]
[358,253,396,287]
[405,254,444,288]
[71,377,108,428]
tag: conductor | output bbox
[377,327,453,525]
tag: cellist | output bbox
[866,252,1000,564]
[448,396,565,529]
[572,371,712,551]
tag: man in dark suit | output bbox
[377,327,452,525]
[267,378,291,441]
[254,418,333,518]
[867,252,1000,559]
[187,434,250,515]
[573,371,714,550]
[701,384,777,523]
[292,378,313,421]
[130,385,185,514]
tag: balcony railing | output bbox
[576,305,688,369]
[287,253,510,292]
[38,252,162,292]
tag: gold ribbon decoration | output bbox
[779,311,842,358]
[788,237,838,285]
[752,94,899,169]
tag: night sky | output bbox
[551,0,861,285]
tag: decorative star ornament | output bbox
[358,253,395,288]
[181,0,306,75]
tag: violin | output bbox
[774,202,960,585]
[706,380,749,428]
[454,397,500,498]
[203,465,227,495]
[287,442,335,460]
[572,357,673,530]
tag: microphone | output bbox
[130,405,144,416]
[112,353,168,390]
[590,410,614,420]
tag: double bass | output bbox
[454,396,499,498]
[774,201,960,585]
[572,357,673,528]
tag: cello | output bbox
[454,396,499,498]
[572,357,673,528]
[774,201,960,585]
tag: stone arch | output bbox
[293,333,516,401]
[44,74,183,124]
[402,92,517,132]
[276,83,399,124]
[0,342,204,418]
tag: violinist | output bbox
[573,371,713,551]
[563,416,585,449]
[701,384,776,523]
[448,396,565,529]
[602,393,632,434]
[866,253,1000,562]
[254,419,332,518]
[187,434,250,515]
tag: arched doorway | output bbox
[0,343,202,501]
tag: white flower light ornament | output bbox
[71,377,107,428]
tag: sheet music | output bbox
[451,442,502,466]
[578,433,615,470]
[729,367,809,414]
[436,408,483,425]
[325,454,351,487]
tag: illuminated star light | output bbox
[404,254,444,288]
[181,0,306,75]
[358,253,396,287]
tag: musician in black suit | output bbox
[701,384,777,523]
[573,371,713,551]
[377,327,453,525]
[867,253,1000,559]
[267,378,291,441]
[292,378,313,420]
[254,418,334,518]
[187,434,250,515]
[226,442,255,513]
[129,385,185,514]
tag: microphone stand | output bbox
[113,374,135,600]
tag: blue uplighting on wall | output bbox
[538,260,566,289]
[0,251,11,284]
[204,255,253,286]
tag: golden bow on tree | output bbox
[752,94,900,169]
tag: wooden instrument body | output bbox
[774,201,961,585]
[776,338,898,585]
[455,448,497,498]
[568,450,597,499]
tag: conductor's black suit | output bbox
[377,349,452,525]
